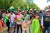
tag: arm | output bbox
[41,16,43,26]
[41,16,44,29]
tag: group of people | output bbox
[0,8,50,33]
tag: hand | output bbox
[41,25,44,30]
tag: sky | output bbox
[33,0,50,10]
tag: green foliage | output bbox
[44,6,48,10]
[29,3,40,11]
[0,0,14,10]
[0,0,40,11]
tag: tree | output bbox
[29,3,40,11]
[0,0,40,11]
[0,0,14,10]
[44,6,48,11]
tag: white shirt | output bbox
[9,13,15,23]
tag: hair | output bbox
[15,12,18,15]
[5,10,10,14]
[18,10,21,12]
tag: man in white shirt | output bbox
[9,11,15,33]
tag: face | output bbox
[10,12,13,14]
[7,10,8,12]
[24,10,27,14]
[6,10,9,13]
[36,15,39,19]
[46,12,49,15]
[18,12,21,15]
[32,13,36,18]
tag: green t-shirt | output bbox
[3,15,8,23]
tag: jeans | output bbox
[9,22,13,27]
[9,22,17,27]
[43,27,50,33]
[9,22,17,33]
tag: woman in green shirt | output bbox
[31,13,40,33]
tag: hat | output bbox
[22,10,24,12]
[46,9,50,12]
[30,9,32,10]
[34,9,36,10]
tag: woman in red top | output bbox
[0,20,3,33]
[0,11,3,33]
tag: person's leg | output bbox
[26,28,29,33]
[14,22,17,33]
[43,27,47,33]
[0,22,3,33]
[22,30,25,33]
[48,27,50,33]
[29,25,31,33]
[6,20,10,33]
[9,22,12,32]
[17,24,19,33]
[19,25,22,33]
[22,28,29,33]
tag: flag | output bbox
[9,6,17,12]
[26,4,29,11]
